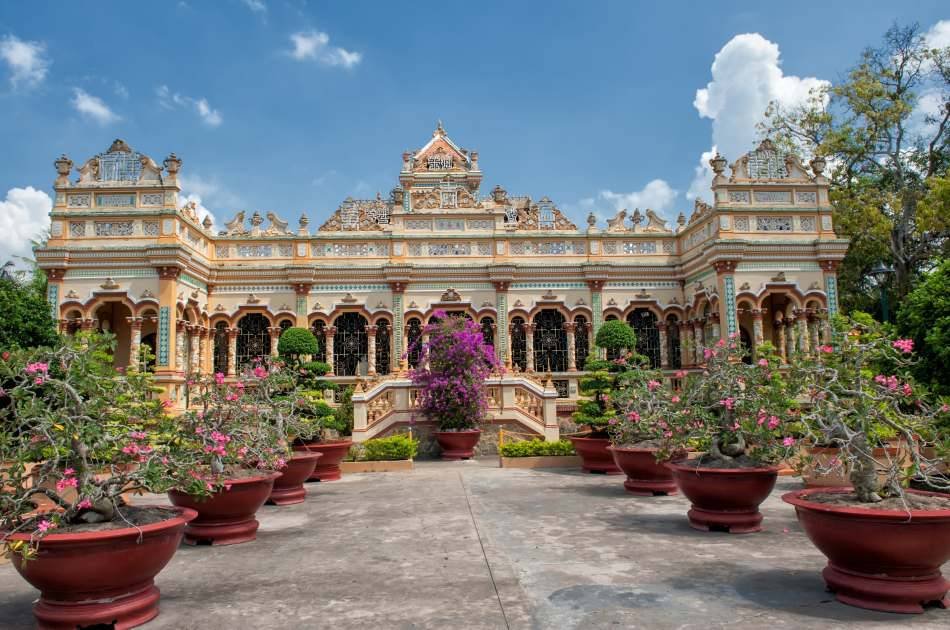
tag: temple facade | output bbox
[36,123,847,413]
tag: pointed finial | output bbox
[677,212,686,227]
[434,120,445,137]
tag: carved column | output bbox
[197,327,208,375]
[268,327,281,359]
[809,314,821,352]
[155,266,181,373]
[189,325,200,375]
[176,320,188,372]
[678,321,691,367]
[774,317,787,363]
[524,323,536,372]
[293,283,311,328]
[657,322,669,368]
[127,317,143,369]
[493,281,510,363]
[709,313,721,345]
[796,311,810,356]
[693,321,704,365]
[365,325,377,376]
[587,279,605,341]
[785,319,796,360]
[564,322,577,371]
[751,310,764,348]
[226,327,239,377]
[325,326,336,376]
[389,281,405,364]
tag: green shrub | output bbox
[277,327,319,360]
[360,434,418,461]
[499,439,575,457]
[595,320,637,352]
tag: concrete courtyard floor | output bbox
[1,459,948,629]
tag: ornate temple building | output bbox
[36,124,847,437]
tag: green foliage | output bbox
[330,386,354,436]
[499,439,575,457]
[897,260,950,395]
[0,271,58,351]
[359,434,418,461]
[277,327,318,360]
[594,320,637,352]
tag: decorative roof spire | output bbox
[434,120,445,137]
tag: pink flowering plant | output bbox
[608,366,682,449]
[792,317,949,502]
[656,335,799,467]
[409,311,499,431]
[0,334,203,558]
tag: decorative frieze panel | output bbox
[237,244,273,257]
[94,221,134,236]
[755,216,793,232]
[821,215,833,231]
[405,220,431,230]
[467,219,494,230]
[95,194,136,208]
[424,242,471,256]
[728,191,750,203]
[140,193,164,206]
[510,241,586,255]
[69,221,87,238]
[662,240,675,254]
[734,217,750,232]
[621,241,658,254]
[215,245,230,258]
[798,216,816,231]
[143,221,160,236]
[753,191,792,204]
[315,243,390,257]
[477,242,491,256]
[278,244,293,257]
[796,191,817,204]
[66,194,91,209]
[434,219,465,231]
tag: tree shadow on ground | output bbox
[597,511,705,538]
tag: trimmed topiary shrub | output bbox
[499,439,576,457]
[595,320,637,353]
[360,434,419,461]
[277,327,318,361]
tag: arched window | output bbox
[406,318,423,368]
[627,309,661,368]
[213,321,229,375]
[236,313,271,370]
[480,317,495,351]
[666,315,681,369]
[279,319,293,333]
[533,309,567,372]
[510,317,527,372]
[740,326,753,364]
[574,315,590,370]
[333,312,368,376]
[375,320,391,375]
[310,321,327,363]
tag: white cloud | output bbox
[0,187,52,261]
[70,88,120,125]
[687,33,829,199]
[156,85,222,126]
[242,0,267,13]
[0,34,50,89]
[289,30,362,68]
[925,20,950,49]
[113,81,129,99]
[178,174,241,229]
[597,179,678,218]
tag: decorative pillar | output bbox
[709,313,721,344]
[365,325,377,376]
[493,281,510,362]
[127,317,143,369]
[775,317,787,363]
[268,327,281,359]
[712,261,738,337]
[796,311,810,356]
[325,326,336,376]
[751,309,764,348]
[820,260,841,319]
[524,323,536,372]
[809,314,821,351]
[785,319,796,359]
[389,281,405,363]
[564,322,577,371]
[693,321,704,364]
[657,322,669,368]
[678,321,691,367]
[196,327,208,375]
[45,269,65,320]
[176,320,188,373]
[226,327,239,378]
[189,325,200,375]
[200,326,213,374]
[293,283,311,328]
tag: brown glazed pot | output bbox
[267,450,322,506]
[783,487,950,613]
[569,436,622,474]
[167,471,279,545]
[608,446,682,495]
[666,461,779,533]
[434,430,481,460]
[7,506,196,629]
[301,440,353,481]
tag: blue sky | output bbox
[0,1,947,260]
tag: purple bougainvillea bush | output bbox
[409,311,499,431]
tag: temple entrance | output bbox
[94,302,132,369]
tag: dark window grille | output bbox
[310,321,327,363]
[279,319,293,333]
[480,317,495,351]
[333,312,368,376]
[510,317,527,372]
[553,379,569,398]
[375,320,391,375]
[213,322,229,374]
[533,309,567,372]
[574,316,590,370]
[627,309,661,368]
[406,318,423,368]
[666,316,682,369]
[236,314,271,370]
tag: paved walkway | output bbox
[0,460,947,629]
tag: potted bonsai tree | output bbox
[410,311,497,460]
[297,366,353,481]
[661,336,797,533]
[165,363,289,545]
[277,326,319,366]
[571,320,638,474]
[0,335,202,629]
[783,319,950,613]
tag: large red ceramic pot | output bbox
[666,461,779,533]
[608,446,682,495]
[7,506,196,629]
[783,487,950,613]
[434,430,481,460]
[267,450,322,505]
[301,440,353,481]
[570,436,622,474]
[167,471,279,545]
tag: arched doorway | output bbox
[236,313,271,370]
[94,302,133,369]
[627,308,661,368]
[533,309,567,372]
[333,312,368,376]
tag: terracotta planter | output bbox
[300,440,353,481]
[434,430,482,460]
[784,487,950,613]
[608,446,682,495]
[666,461,779,533]
[267,450,322,506]
[569,436,622,474]
[7,506,195,629]
[167,471,279,545]
[802,444,908,488]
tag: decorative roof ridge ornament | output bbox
[246,293,261,304]
[341,293,358,304]
[99,278,119,290]
[606,209,627,232]
[440,287,462,302]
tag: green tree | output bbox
[764,23,950,313]
[897,259,950,395]
[0,266,58,350]
[276,327,318,364]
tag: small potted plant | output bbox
[0,335,201,629]
[165,363,288,545]
[571,320,639,474]
[783,319,950,613]
[410,311,498,460]
[607,366,687,495]
[661,336,796,533]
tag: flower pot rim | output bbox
[805,445,903,454]
[607,445,663,453]
[301,438,353,446]
[434,429,482,435]
[782,487,950,520]
[5,506,197,545]
[665,460,781,475]
[289,449,323,461]
[568,435,610,443]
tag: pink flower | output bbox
[757,358,769,367]
[77,498,93,510]
[214,372,225,385]
[729,332,739,339]
[703,348,715,360]
[671,395,680,403]
[892,338,914,354]
[56,476,78,492]
[719,397,736,410]
[36,519,55,533]
[818,345,834,354]
[253,366,267,379]
[647,380,661,391]
[783,436,795,447]
[62,467,75,477]
[608,418,618,425]
[627,411,640,422]
[716,339,726,348]
[901,383,913,397]
[162,399,174,409]
[675,370,687,378]
[767,416,781,430]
